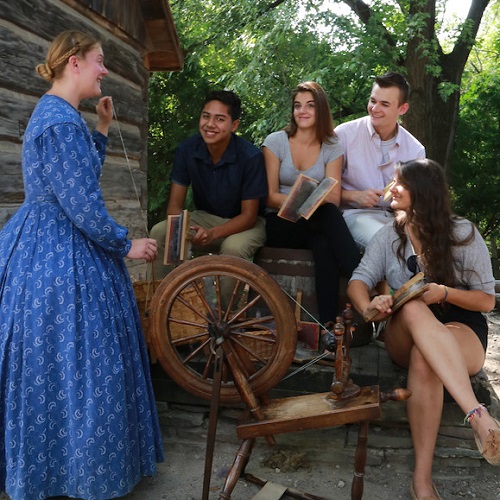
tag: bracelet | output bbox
[441,285,448,303]
[464,404,487,425]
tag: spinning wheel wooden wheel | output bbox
[148,255,297,404]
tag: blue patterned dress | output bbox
[0,95,163,500]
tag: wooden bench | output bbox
[254,246,372,348]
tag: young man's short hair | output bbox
[374,72,410,105]
[202,90,242,121]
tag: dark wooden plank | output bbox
[84,112,145,162]
[0,2,148,87]
[0,206,21,228]
[0,149,25,203]
[0,26,148,126]
[0,25,49,97]
[105,202,149,237]
[78,0,147,40]
[0,88,37,140]
[100,159,147,206]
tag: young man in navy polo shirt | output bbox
[150,90,267,280]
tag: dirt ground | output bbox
[120,310,500,500]
[1,312,499,500]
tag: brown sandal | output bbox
[474,417,500,465]
[410,482,442,500]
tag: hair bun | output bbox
[35,62,54,82]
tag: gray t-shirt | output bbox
[262,130,343,195]
[350,218,495,294]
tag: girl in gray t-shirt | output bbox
[262,82,359,323]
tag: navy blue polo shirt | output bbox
[171,133,267,218]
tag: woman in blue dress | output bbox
[0,30,163,499]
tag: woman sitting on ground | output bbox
[347,158,499,500]
[263,81,359,324]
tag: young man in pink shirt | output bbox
[336,72,425,250]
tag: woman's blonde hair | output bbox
[35,30,99,82]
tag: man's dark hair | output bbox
[202,90,242,121]
[374,72,410,105]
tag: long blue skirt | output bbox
[0,200,164,500]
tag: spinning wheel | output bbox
[147,254,410,500]
[148,255,297,404]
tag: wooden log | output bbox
[0,147,25,204]
[0,2,148,87]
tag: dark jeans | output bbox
[265,204,360,323]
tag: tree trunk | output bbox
[348,0,490,174]
[403,0,490,172]
[403,63,461,174]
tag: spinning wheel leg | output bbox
[202,346,224,500]
[351,420,369,500]
[219,438,255,500]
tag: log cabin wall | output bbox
[0,0,183,279]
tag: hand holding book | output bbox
[164,209,193,265]
[278,174,339,223]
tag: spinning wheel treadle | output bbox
[149,254,297,404]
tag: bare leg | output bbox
[384,300,496,497]
[406,345,444,497]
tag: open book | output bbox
[164,209,192,265]
[382,178,396,202]
[278,174,338,222]
[363,272,429,322]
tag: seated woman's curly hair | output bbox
[393,158,475,286]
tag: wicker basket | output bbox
[168,286,208,344]
[133,280,275,360]
[133,280,161,362]
[236,329,276,361]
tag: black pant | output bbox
[265,204,360,323]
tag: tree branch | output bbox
[341,0,371,23]
[183,0,290,56]
[445,0,490,77]
[341,0,398,50]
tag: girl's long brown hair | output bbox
[394,159,474,286]
[285,81,335,144]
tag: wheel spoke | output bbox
[230,337,270,365]
[180,337,212,364]
[150,255,297,403]
[202,349,215,380]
